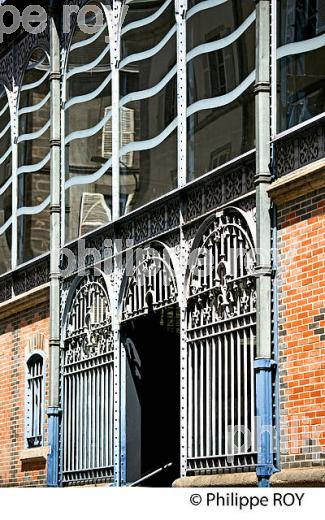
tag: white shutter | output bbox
[102,106,113,159]
[120,106,135,168]
[102,106,135,168]
[79,192,111,236]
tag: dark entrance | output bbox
[122,303,180,486]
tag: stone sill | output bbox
[20,446,48,463]
[173,467,325,487]
[268,158,325,204]
[0,283,49,320]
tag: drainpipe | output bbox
[47,0,61,487]
[254,0,274,487]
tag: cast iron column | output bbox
[47,0,61,487]
[254,0,275,487]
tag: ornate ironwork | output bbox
[61,272,114,485]
[186,209,257,475]
[274,119,325,178]
[121,245,178,322]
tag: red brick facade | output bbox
[0,298,49,486]
[277,187,325,468]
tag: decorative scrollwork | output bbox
[64,273,113,364]
[121,244,178,321]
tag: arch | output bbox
[184,207,257,475]
[119,241,179,322]
[60,270,114,485]
[185,206,256,297]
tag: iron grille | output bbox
[61,274,114,485]
[186,210,257,474]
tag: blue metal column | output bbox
[254,0,274,488]
[255,359,275,487]
[48,407,60,486]
[47,0,61,487]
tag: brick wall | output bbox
[277,186,325,468]
[0,299,49,486]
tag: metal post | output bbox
[9,83,18,270]
[47,0,61,487]
[175,0,187,187]
[254,0,274,487]
[106,0,125,221]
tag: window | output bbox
[277,0,325,131]
[186,0,256,180]
[26,353,45,448]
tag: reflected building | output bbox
[0,0,325,488]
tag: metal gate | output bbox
[186,209,257,474]
[61,273,114,485]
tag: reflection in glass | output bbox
[65,4,112,241]
[187,0,255,180]
[120,0,177,215]
[17,49,50,265]
[0,84,12,274]
[277,0,325,131]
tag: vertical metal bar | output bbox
[106,0,122,220]
[96,367,100,468]
[175,0,187,187]
[187,343,193,458]
[75,372,79,471]
[92,367,96,467]
[250,328,256,452]
[237,329,241,455]
[63,374,67,472]
[243,328,248,453]
[206,339,211,456]
[218,335,222,456]
[193,340,198,458]
[87,369,92,470]
[211,336,216,455]
[48,0,62,487]
[199,339,204,457]
[83,369,87,471]
[224,333,228,457]
[230,332,235,456]
[100,365,105,469]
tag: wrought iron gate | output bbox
[186,209,257,474]
[61,273,114,485]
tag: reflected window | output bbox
[0,84,12,275]
[17,49,50,265]
[119,0,177,215]
[186,0,256,180]
[277,0,325,131]
[65,2,112,242]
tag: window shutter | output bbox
[102,106,135,168]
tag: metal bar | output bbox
[175,0,187,187]
[206,338,211,456]
[48,0,62,487]
[211,336,216,455]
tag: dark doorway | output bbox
[122,303,180,486]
